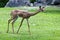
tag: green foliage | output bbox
[0,7,60,40]
[0,0,8,7]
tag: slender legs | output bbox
[7,17,31,34]
[17,18,24,33]
[7,17,17,33]
[11,18,17,33]
[7,18,13,33]
[17,18,31,34]
[26,19,31,34]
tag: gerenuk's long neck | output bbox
[31,9,41,16]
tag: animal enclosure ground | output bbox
[0,6,60,40]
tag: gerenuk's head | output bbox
[39,6,45,12]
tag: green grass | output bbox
[0,6,60,40]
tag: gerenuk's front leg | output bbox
[17,18,24,33]
[26,19,31,35]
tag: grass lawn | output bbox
[0,6,60,40]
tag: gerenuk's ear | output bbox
[41,7,45,11]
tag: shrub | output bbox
[0,0,8,7]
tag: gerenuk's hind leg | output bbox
[11,17,17,33]
[7,18,13,33]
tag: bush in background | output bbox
[30,0,36,3]
[0,0,8,7]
